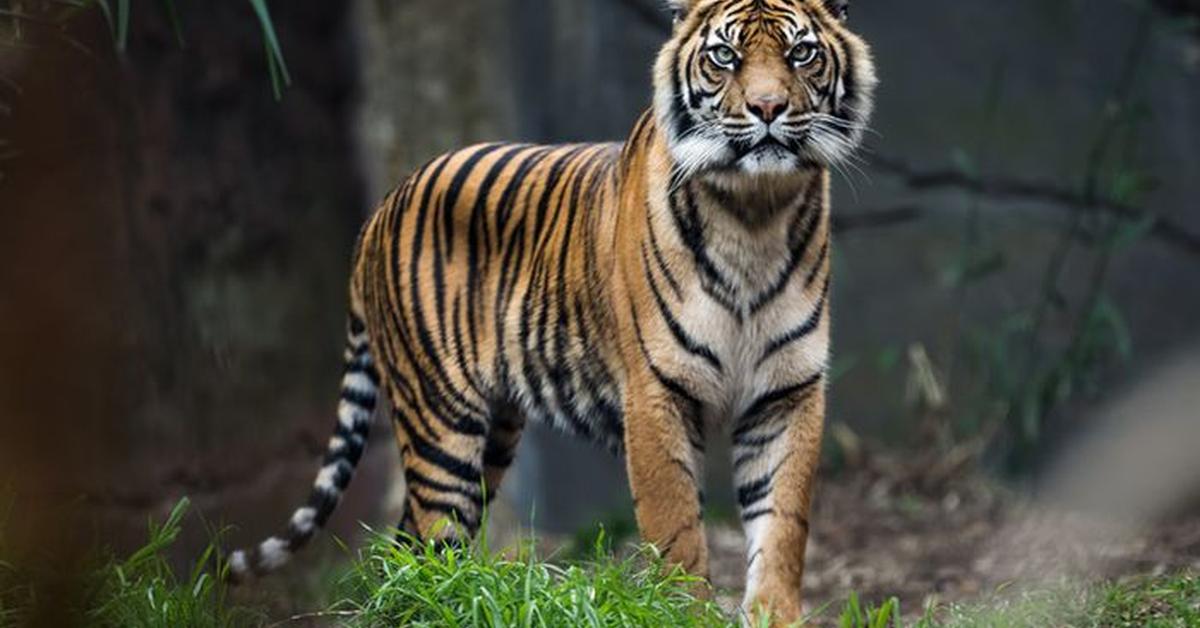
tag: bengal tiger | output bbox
[228,0,875,623]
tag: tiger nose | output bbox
[747,94,788,123]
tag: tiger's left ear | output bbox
[823,0,850,21]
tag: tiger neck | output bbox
[617,111,831,308]
[631,110,827,227]
[693,170,824,229]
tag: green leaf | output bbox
[91,0,116,40]
[247,0,291,99]
[115,0,129,51]
[158,0,185,47]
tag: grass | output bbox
[0,498,262,628]
[84,499,262,627]
[0,492,34,628]
[926,573,1200,628]
[836,573,1200,628]
[2,497,1199,627]
[330,529,733,627]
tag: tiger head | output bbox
[654,0,877,179]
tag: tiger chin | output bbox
[228,0,875,625]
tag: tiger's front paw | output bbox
[744,592,805,628]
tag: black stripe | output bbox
[405,467,483,502]
[349,314,366,335]
[346,359,381,387]
[392,410,483,485]
[737,472,774,508]
[646,213,683,300]
[409,491,480,532]
[465,145,529,372]
[670,186,741,316]
[402,154,487,421]
[441,143,510,260]
[642,245,723,372]
[629,300,705,450]
[404,153,489,425]
[307,488,339,527]
[734,372,824,437]
[741,508,774,523]
[747,188,823,315]
[340,387,377,411]
[757,277,830,367]
[733,423,787,448]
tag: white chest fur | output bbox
[646,188,831,426]
[676,266,830,424]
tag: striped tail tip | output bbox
[224,314,378,583]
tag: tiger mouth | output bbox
[737,136,795,159]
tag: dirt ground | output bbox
[706,453,1200,625]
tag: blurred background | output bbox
[1,0,1198,622]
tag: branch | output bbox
[866,154,1200,259]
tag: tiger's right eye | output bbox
[707,44,739,69]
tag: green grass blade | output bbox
[157,0,184,47]
[90,0,115,40]
[115,0,129,50]
[246,0,291,99]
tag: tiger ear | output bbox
[823,0,850,21]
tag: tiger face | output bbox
[655,0,877,178]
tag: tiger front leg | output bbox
[733,381,825,627]
[623,384,709,590]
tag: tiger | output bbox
[227,0,875,623]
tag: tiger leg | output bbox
[390,405,490,543]
[623,380,709,587]
[733,384,825,626]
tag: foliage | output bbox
[837,592,903,628]
[0,498,262,628]
[3,496,1199,627]
[0,0,290,98]
[911,5,1164,471]
[927,573,1200,628]
[84,498,261,628]
[831,573,1200,627]
[0,494,32,628]
[331,529,732,628]
[563,509,639,560]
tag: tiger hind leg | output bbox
[390,399,525,543]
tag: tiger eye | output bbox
[709,44,738,68]
[789,42,819,67]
